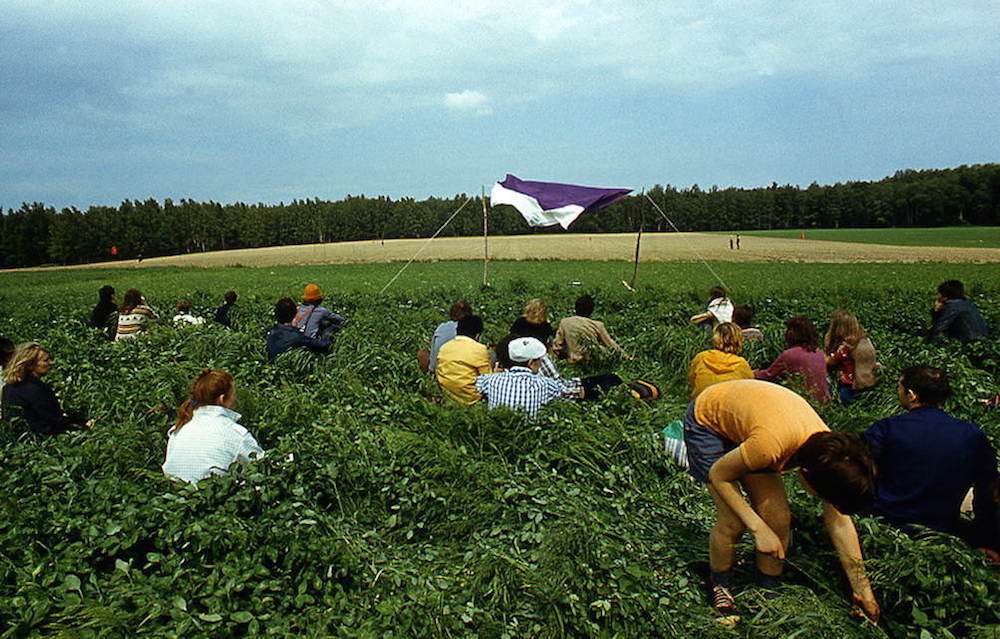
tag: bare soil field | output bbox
[11,232,1000,271]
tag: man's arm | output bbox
[820,500,879,623]
[708,449,785,558]
[595,322,628,358]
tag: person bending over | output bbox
[690,286,734,330]
[683,379,878,623]
[1,342,92,435]
[266,297,331,362]
[436,315,491,405]
[929,280,988,344]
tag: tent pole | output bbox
[482,185,489,287]
[627,188,644,290]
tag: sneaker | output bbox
[710,583,738,618]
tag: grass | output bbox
[713,226,1000,248]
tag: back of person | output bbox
[689,349,752,399]
[435,315,490,405]
[851,336,877,390]
[163,406,260,483]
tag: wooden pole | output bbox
[629,189,645,290]
[482,185,489,287]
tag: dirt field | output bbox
[11,232,1000,271]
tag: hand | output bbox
[933,297,944,312]
[753,526,785,560]
[979,547,1000,566]
[852,591,880,624]
[84,419,95,429]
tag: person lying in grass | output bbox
[683,379,879,624]
[162,369,264,484]
[1,342,92,435]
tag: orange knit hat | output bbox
[302,284,323,302]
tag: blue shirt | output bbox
[863,407,998,540]
[293,304,346,339]
[266,324,331,362]
[930,299,988,344]
[429,320,457,373]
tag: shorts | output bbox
[682,400,774,484]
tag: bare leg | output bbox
[708,484,747,572]
[742,473,791,577]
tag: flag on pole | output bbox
[490,174,632,229]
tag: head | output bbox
[494,334,516,370]
[120,289,143,313]
[449,300,472,321]
[176,299,191,314]
[795,432,875,515]
[173,368,236,433]
[274,297,298,323]
[0,337,15,369]
[731,305,754,329]
[302,283,323,305]
[523,299,549,324]
[708,286,726,301]
[824,309,864,351]
[457,315,484,339]
[784,315,818,351]
[98,285,115,304]
[711,322,744,354]
[508,336,547,372]
[575,294,595,318]
[898,365,950,409]
[3,342,52,385]
[937,280,965,301]
[224,291,237,305]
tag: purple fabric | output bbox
[754,346,830,403]
[498,174,631,214]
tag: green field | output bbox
[0,261,997,638]
[714,226,1000,248]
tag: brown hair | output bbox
[711,322,744,354]
[448,300,472,321]
[708,286,727,301]
[176,299,191,314]
[784,315,818,351]
[523,298,548,324]
[795,432,875,515]
[172,369,235,434]
[0,337,14,369]
[899,365,950,408]
[120,289,143,314]
[732,305,754,329]
[823,309,865,352]
[3,342,47,385]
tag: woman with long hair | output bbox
[824,310,877,404]
[688,322,754,399]
[116,289,159,341]
[162,369,264,484]
[754,316,830,403]
[1,342,91,435]
[510,298,556,346]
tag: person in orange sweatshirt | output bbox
[688,322,754,399]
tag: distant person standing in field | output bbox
[929,280,988,344]
[173,300,205,325]
[267,298,331,362]
[688,323,753,399]
[755,316,830,403]
[824,310,877,404]
[89,285,118,340]
[162,369,264,484]
[736,234,741,249]
[214,291,238,328]
[690,286,734,331]
[436,315,491,405]
[115,289,159,341]
[294,284,346,339]
[1,342,92,435]
[419,300,472,373]
[553,295,629,363]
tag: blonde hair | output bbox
[172,369,235,434]
[712,322,744,354]
[3,342,48,385]
[824,310,865,352]
[523,298,548,324]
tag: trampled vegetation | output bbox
[0,261,997,638]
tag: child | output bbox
[688,323,753,399]
[690,286,734,330]
[824,310,877,404]
[755,316,830,403]
[173,300,205,325]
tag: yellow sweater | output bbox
[435,336,491,405]
[688,349,753,399]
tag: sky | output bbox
[2,0,998,211]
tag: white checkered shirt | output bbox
[475,367,564,418]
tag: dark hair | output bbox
[796,432,875,515]
[784,315,818,351]
[899,365,951,408]
[0,337,14,368]
[732,304,754,329]
[98,285,115,303]
[937,280,965,300]
[494,334,516,370]
[120,289,143,314]
[274,297,298,323]
[709,286,726,300]
[457,315,484,338]
[224,291,237,304]
[575,295,595,317]
[172,369,234,433]
[449,300,472,321]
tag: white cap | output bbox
[508,337,546,363]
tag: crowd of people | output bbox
[0,277,996,626]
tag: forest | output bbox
[2,164,999,268]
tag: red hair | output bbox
[172,369,234,433]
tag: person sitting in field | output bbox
[173,300,205,325]
[690,286,734,331]
[509,298,556,346]
[824,310,877,404]
[929,280,988,344]
[89,285,118,340]
[688,322,753,399]
[553,294,629,364]
[162,369,264,484]
[476,337,564,418]
[436,315,491,405]
[755,316,830,403]
[863,365,998,557]
[294,284,346,339]
[266,297,331,362]
[495,333,622,401]
[732,304,763,341]
[115,289,159,341]
[214,291,238,328]
[683,379,879,622]
[419,300,472,373]
[1,342,92,435]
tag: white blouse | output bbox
[162,405,264,484]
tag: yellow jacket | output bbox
[688,349,753,399]
[435,336,492,405]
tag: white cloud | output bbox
[443,90,492,116]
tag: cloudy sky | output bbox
[2,1,998,210]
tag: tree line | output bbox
[2,164,999,268]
